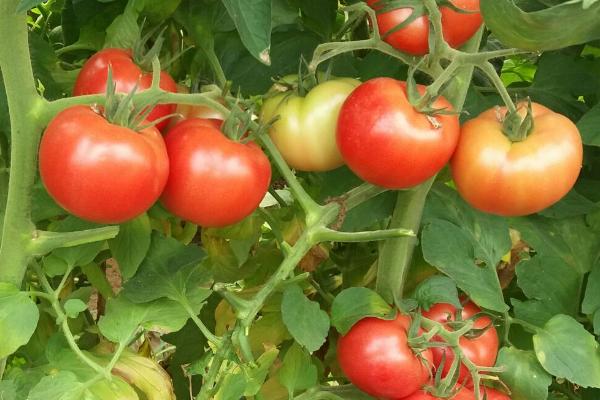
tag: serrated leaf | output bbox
[511,216,600,275]
[0,283,39,359]
[422,185,509,312]
[331,287,393,335]
[281,284,330,353]
[98,296,193,345]
[495,347,552,400]
[122,232,210,306]
[514,256,581,326]
[63,299,87,319]
[221,0,272,65]
[104,0,141,49]
[109,214,152,280]
[414,276,461,311]
[533,314,600,388]
[277,343,318,397]
[481,0,600,51]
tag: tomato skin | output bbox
[337,77,459,189]
[451,103,583,216]
[337,314,433,399]
[160,119,271,227]
[422,302,499,384]
[39,106,169,224]
[366,0,482,55]
[402,387,475,399]
[260,78,360,172]
[73,48,177,130]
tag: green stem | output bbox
[508,316,541,334]
[0,1,47,287]
[311,227,414,243]
[28,227,120,256]
[196,335,231,400]
[343,183,388,210]
[201,46,227,88]
[257,134,322,218]
[181,297,222,347]
[479,61,517,113]
[0,357,6,380]
[33,261,111,380]
[376,179,435,305]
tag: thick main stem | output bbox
[0,2,47,286]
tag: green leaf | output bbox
[481,0,600,51]
[215,372,247,400]
[538,189,599,219]
[51,216,107,268]
[0,380,17,400]
[495,347,552,400]
[533,314,600,388]
[422,185,509,312]
[16,0,44,13]
[0,283,39,359]
[104,0,141,49]
[43,254,69,278]
[27,371,82,400]
[63,299,87,319]
[296,0,338,39]
[81,263,115,299]
[331,287,393,335]
[281,284,330,353]
[244,348,279,396]
[277,343,318,397]
[583,262,600,334]
[413,276,461,311]
[221,0,272,65]
[511,216,600,275]
[514,256,581,326]
[109,214,152,280]
[98,295,193,345]
[122,232,210,306]
[578,102,600,146]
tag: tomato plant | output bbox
[160,118,271,227]
[260,77,359,171]
[451,102,583,216]
[366,0,482,55]
[337,77,459,189]
[73,48,177,130]
[337,314,433,399]
[39,105,169,224]
[1,0,599,399]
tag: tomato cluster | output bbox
[40,48,271,227]
[337,301,509,399]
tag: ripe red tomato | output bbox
[337,314,433,399]
[160,118,271,227]
[366,0,482,55]
[422,301,499,384]
[167,84,225,131]
[39,106,169,224]
[451,103,583,216]
[73,48,177,130]
[337,77,459,189]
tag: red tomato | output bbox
[337,314,433,399]
[451,103,583,216]
[422,302,499,384]
[160,119,271,227]
[73,48,177,130]
[39,106,169,223]
[337,77,459,189]
[366,0,482,55]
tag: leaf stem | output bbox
[311,227,414,243]
[181,297,222,347]
[28,227,120,256]
[478,61,517,113]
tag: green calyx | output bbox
[501,99,535,142]
[132,23,167,72]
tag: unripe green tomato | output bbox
[260,77,360,172]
